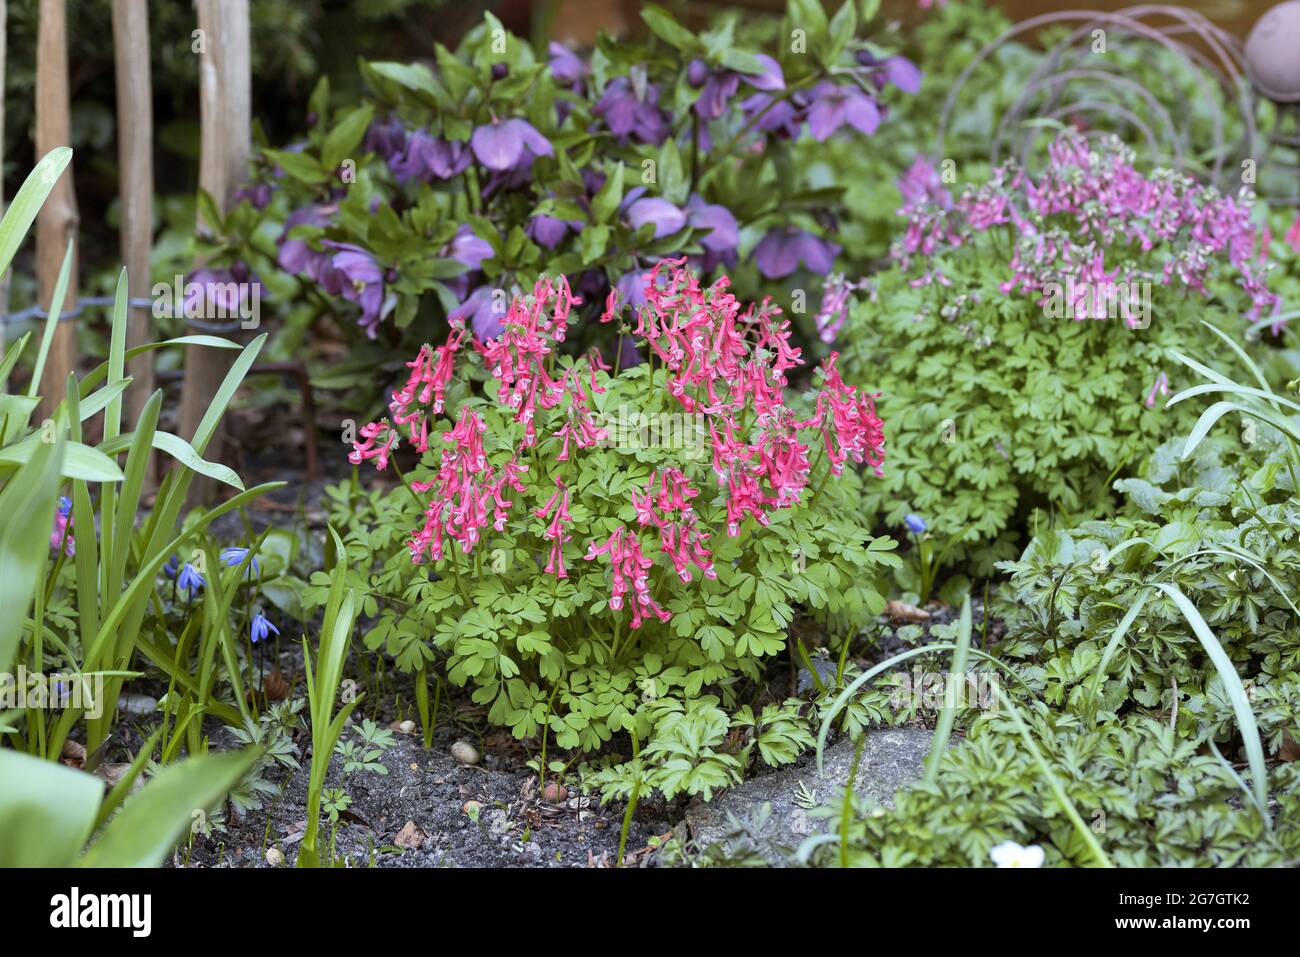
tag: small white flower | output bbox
[989,841,1044,868]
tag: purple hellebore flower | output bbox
[470,118,553,172]
[626,197,687,239]
[529,214,580,249]
[234,182,273,210]
[752,228,841,279]
[686,194,739,269]
[593,76,670,145]
[392,129,472,183]
[692,64,741,120]
[277,203,334,275]
[548,42,587,88]
[184,266,258,319]
[688,54,784,120]
[855,50,923,95]
[882,56,922,94]
[617,334,642,369]
[451,285,506,341]
[806,80,881,141]
[364,116,408,161]
[322,241,386,337]
[447,225,494,272]
[616,269,649,310]
[740,91,805,140]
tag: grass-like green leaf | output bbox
[0,749,100,867]
[1154,582,1270,824]
[79,748,259,867]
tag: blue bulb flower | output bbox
[250,612,280,644]
[904,514,927,534]
[177,562,205,597]
[220,546,261,577]
[162,554,179,580]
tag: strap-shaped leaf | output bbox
[79,749,259,867]
[0,750,101,867]
[0,436,64,671]
[0,147,72,277]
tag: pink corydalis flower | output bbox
[633,469,715,582]
[814,273,872,344]
[809,353,887,478]
[50,496,75,557]
[349,420,398,471]
[349,258,888,630]
[585,525,671,629]
[893,129,1284,332]
[1144,371,1169,409]
[407,408,494,563]
[535,478,572,579]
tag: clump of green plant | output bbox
[298,526,364,868]
[0,149,281,769]
[802,336,1300,869]
[836,131,1280,573]
[0,350,256,868]
[337,717,397,776]
[806,708,1300,867]
[225,697,305,817]
[322,259,897,773]
[995,328,1299,756]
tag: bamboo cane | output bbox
[0,1,9,363]
[35,0,78,419]
[112,0,155,426]
[178,0,250,502]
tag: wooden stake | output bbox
[179,0,250,501]
[0,1,9,362]
[112,0,154,426]
[35,0,78,418]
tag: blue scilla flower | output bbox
[220,546,261,577]
[162,554,180,580]
[177,562,205,597]
[250,612,280,644]
[904,514,926,534]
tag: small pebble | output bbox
[542,781,567,803]
[116,693,158,716]
[265,847,284,867]
[450,740,480,765]
[399,719,416,734]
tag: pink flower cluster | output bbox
[894,131,1283,330]
[348,328,467,469]
[350,260,887,629]
[609,257,886,534]
[585,525,670,628]
[632,468,715,583]
[407,408,531,563]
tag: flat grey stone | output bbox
[685,727,941,863]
